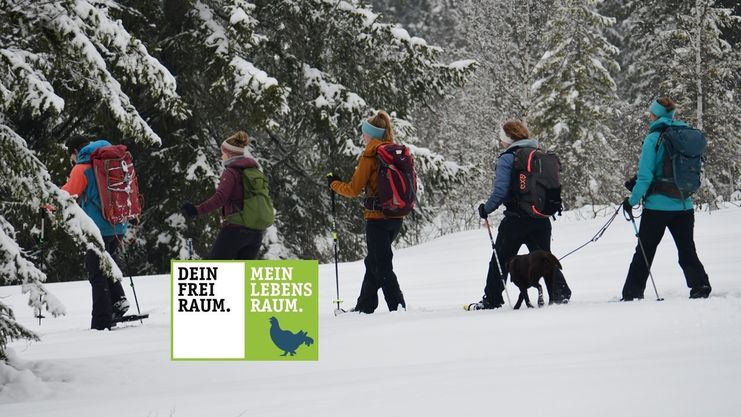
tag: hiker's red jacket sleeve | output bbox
[331,156,374,198]
[197,169,238,215]
[61,164,88,197]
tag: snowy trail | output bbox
[1,206,740,417]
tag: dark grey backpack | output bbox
[511,147,563,218]
[650,126,706,199]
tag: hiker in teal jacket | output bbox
[627,114,693,212]
[621,97,711,301]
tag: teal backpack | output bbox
[226,167,274,230]
[649,126,706,199]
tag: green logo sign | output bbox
[171,260,318,361]
[245,260,318,360]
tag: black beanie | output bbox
[65,135,90,155]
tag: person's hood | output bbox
[649,116,688,133]
[76,139,112,163]
[508,138,539,150]
[225,155,259,169]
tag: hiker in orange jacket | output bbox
[328,111,406,314]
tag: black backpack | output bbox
[509,147,563,218]
[649,126,706,199]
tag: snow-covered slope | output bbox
[1,206,740,417]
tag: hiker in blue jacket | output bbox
[63,136,130,330]
[621,97,712,300]
[468,120,571,310]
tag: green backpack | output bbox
[226,167,275,230]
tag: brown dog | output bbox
[508,250,562,309]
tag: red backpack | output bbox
[375,144,417,217]
[90,145,142,224]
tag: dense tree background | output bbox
[373,0,740,215]
[0,0,739,355]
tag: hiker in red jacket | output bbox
[181,131,266,260]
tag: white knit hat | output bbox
[498,126,514,145]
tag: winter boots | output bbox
[689,285,711,299]
[112,298,130,319]
[465,296,502,311]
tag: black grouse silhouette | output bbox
[269,316,314,356]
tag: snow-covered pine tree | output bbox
[369,0,464,52]
[0,0,186,354]
[606,0,688,180]
[664,0,741,204]
[615,0,683,105]
[113,0,294,268]
[459,0,554,122]
[608,0,740,204]
[262,0,476,258]
[375,0,554,235]
[529,0,623,208]
[125,0,477,264]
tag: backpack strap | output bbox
[647,127,682,198]
[506,146,537,214]
[226,166,246,216]
[657,128,673,177]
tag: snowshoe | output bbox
[464,297,502,311]
[112,313,149,324]
[464,302,481,311]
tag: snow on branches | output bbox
[529,0,622,207]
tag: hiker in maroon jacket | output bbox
[181,131,264,259]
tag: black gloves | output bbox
[624,175,637,192]
[182,202,198,219]
[326,172,340,188]
[478,203,488,219]
[622,198,633,215]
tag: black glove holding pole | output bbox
[478,203,488,219]
[624,175,637,192]
[181,202,198,219]
[622,198,633,217]
[326,172,340,188]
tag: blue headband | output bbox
[650,100,675,119]
[362,120,386,139]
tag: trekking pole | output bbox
[35,207,46,325]
[120,242,144,322]
[623,204,664,302]
[329,185,343,313]
[484,218,512,309]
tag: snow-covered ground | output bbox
[2,205,740,417]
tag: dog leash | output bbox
[557,203,622,262]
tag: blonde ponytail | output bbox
[369,111,395,143]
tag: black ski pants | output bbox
[85,236,127,330]
[355,218,405,313]
[209,225,264,260]
[484,215,571,306]
[622,209,711,299]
